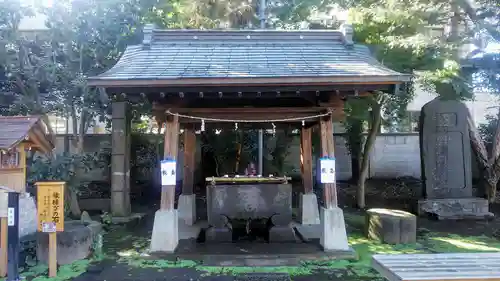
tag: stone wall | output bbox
[19,193,37,238]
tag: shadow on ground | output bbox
[39,209,499,281]
[7,179,500,281]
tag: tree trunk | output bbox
[76,109,88,154]
[68,187,82,218]
[455,0,500,42]
[357,102,382,209]
[68,104,87,216]
[64,114,70,153]
[468,110,500,202]
[71,104,79,151]
[449,2,460,44]
[64,185,81,218]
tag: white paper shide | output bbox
[320,157,336,184]
[7,207,15,226]
[161,160,177,186]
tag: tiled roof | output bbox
[0,116,53,151]
[88,25,410,85]
[0,116,41,150]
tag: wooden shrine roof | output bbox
[88,24,411,88]
[0,116,55,153]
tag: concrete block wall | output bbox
[368,134,421,179]
[53,132,481,183]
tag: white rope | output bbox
[165,109,332,123]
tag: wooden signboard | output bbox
[36,182,64,232]
[35,181,65,278]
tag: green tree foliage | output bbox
[337,0,500,207]
[43,0,149,151]
[144,0,333,29]
[0,0,151,214]
[345,0,500,205]
[0,1,61,117]
[28,151,110,217]
[2,0,498,207]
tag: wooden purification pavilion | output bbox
[88,24,409,252]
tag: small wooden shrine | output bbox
[0,116,54,192]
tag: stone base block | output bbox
[299,193,320,225]
[269,226,298,242]
[151,210,178,253]
[418,198,494,220]
[178,194,196,225]
[320,207,349,252]
[205,227,232,242]
[366,208,416,244]
[37,220,102,265]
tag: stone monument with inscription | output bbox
[418,98,493,219]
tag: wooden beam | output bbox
[88,75,409,87]
[105,84,393,96]
[300,127,313,194]
[182,126,196,195]
[30,120,55,153]
[161,115,179,210]
[28,128,52,154]
[154,106,338,114]
[319,115,337,208]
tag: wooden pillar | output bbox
[300,127,313,194]
[111,101,131,216]
[48,232,57,277]
[160,115,179,210]
[319,115,338,209]
[0,217,6,277]
[182,126,196,195]
[124,110,131,215]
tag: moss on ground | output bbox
[114,228,500,279]
[0,259,93,281]
[7,212,500,281]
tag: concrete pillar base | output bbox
[299,193,320,225]
[178,194,196,225]
[150,209,178,253]
[320,207,349,251]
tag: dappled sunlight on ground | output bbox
[99,214,500,280]
[5,211,500,281]
[431,236,499,251]
[424,234,500,253]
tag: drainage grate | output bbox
[234,273,291,281]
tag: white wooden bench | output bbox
[372,253,500,281]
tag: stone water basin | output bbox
[205,181,296,242]
[207,183,292,227]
